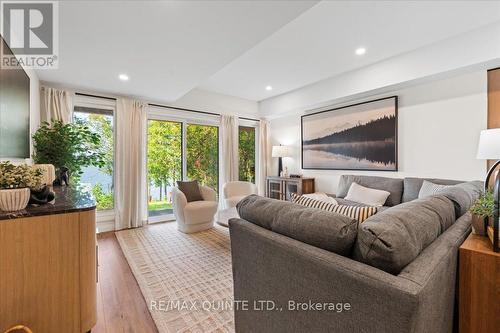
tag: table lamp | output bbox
[272,145,291,177]
[477,128,500,252]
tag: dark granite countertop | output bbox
[0,185,96,220]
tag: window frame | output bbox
[238,118,260,186]
[238,125,257,184]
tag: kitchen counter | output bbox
[0,185,96,220]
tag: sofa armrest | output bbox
[229,218,422,333]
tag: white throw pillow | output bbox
[418,180,452,199]
[301,192,338,205]
[344,182,390,207]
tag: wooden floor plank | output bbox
[92,232,158,333]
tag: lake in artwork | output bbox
[302,97,397,170]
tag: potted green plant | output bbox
[0,162,44,211]
[32,120,106,183]
[469,190,494,236]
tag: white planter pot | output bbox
[0,188,30,211]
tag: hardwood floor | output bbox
[93,232,158,333]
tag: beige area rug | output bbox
[116,222,234,333]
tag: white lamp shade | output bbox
[272,145,291,158]
[477,129,500,159]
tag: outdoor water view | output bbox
[74,108,114,210]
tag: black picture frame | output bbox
[301,96,398,171]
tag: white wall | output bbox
[269,70,487,193]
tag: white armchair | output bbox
[222,181,258,208]
[172,185,218,233]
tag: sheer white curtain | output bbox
[258,119,270,196]
[40,87,73,123]
[220,114,239,190]
[115,98,148,230]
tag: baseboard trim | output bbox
[97,220,115,233]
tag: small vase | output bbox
[0,188,30,211]
[471,214,487,236]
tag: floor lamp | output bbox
[477,129,500,252]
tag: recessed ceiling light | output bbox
[265,85,273,91]
[119,74,129,81]
[355,47,366,56]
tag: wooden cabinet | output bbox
[459,234,500,333]
[266,176,315,201]
[0,209,97,333]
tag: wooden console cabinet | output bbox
[266,176,315,201]
[459,234,500,333]
[0,187,97,333]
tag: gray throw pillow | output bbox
[177,180,203,202]
[437,181,483,217]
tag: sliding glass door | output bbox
[147,120,183,219]
[147,118,220,222]
[186,124,219,191]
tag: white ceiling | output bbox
[202,0,500,101]
[36,0,316,101]
[36,1,500,104]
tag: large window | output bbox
[187,124,219,191]
[147,120,182,217]
[239,126,256,183]
[73,106,114,210]
[146,117,219,221]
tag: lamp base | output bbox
[278,157,283,177]
[492,174,500,252]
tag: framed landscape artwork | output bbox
[301,96,398,171]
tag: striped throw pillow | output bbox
[291,193,378,223]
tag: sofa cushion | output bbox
[176,180,203,202]
[291,193,378,223]
[437,181,483,217]
[344,182,391,206]
[353,195,455,274]
[237,195,358,256]
[337,175,403,206]
[402,177,463,203]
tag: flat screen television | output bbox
[0,35,30,158]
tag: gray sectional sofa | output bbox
[229,175,482,333]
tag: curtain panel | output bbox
[40,87,73,124]
[220,114,239,191]
[115,98,148,230]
